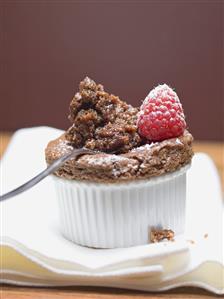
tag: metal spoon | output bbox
[0,148,95,202]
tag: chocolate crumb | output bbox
[187,240,195,245]
[204,233,208,239]
[150,229,175,243]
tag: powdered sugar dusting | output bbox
[85,154,138,177]
[131,143,157,152]
[142,84,179,107]
[74,92,82,100]
[175,138,183,145]
[112,163,138,177]
[86,155,130,166]
[54,139,73,155]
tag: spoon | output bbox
[0,148,95,202]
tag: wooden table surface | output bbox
[0,132,223,299]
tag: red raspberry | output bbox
[137,84,186,141]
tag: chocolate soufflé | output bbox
[45,77,193,183]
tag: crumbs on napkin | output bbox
[187,240,195,245]
[150,229,175,243]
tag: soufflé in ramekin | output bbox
[45,77,193,248]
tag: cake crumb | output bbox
[204,233,208,239]
[150,229,174,243]
[187,240,195,245]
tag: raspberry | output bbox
[137,84,186,141]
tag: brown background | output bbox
[0,0,223,140]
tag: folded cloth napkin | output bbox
[0,127,223,294]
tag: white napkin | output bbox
[0,127,223,294]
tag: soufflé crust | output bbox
[45,77,193,183]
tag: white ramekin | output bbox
[51,165,190,248]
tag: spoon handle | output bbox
[0,148,94,202]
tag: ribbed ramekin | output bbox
[51,165,190,248]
